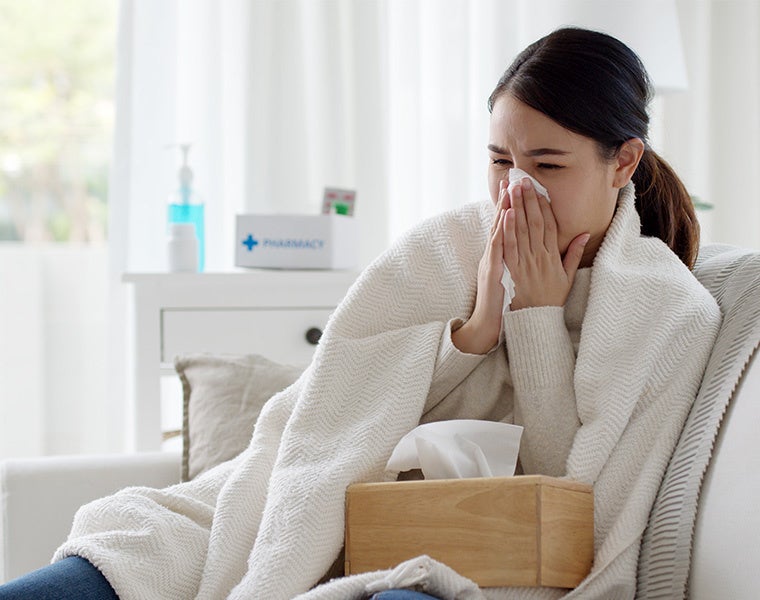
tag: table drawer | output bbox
[161,307,334,367]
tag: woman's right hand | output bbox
[451,180,509,354]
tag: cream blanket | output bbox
[55,185,721,600]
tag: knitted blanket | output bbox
[55,185,721,600]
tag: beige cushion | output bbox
[174,353,303,481]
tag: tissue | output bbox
[385,420,523,479]
[501,168,551,311]
[507,168,550,202]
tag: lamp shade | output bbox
[516,0,688,93]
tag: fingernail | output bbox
[581,233,591,246]
[522,178,531,190]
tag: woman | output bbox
[370,27,718,600]
[0,27,720,600]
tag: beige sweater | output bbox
[424,269,590,478]
[55,184,720,600]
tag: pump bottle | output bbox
[167,144,204,271]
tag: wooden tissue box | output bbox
[344,475,593,588]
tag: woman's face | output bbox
[487,94,625,266]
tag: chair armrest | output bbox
[690,349,760,599]
[0,451,181,583]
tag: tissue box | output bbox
[235,214,357,269]
[344,476,593,588]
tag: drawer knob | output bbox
[305,327,323,345]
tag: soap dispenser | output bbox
[167,143,204,271]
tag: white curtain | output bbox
[111,0,760,273]
[105,0,760,451]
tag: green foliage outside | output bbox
[0,0,116,242]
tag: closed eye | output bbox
[537,163,564,170]
[491,159,513,166]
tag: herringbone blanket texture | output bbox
[54,185,721,599]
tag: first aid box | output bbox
[235,214,358,269]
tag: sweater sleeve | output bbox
[503,306,580,477]
[423,318,491,413]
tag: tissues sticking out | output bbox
[385,419,523,480]
[500,168,551,311]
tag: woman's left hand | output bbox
[503,178,590,311]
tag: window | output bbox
[0,0,116,458]
[0,0,115,242]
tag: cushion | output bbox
[174,353,303,481]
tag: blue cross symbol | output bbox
[242,234,259,251]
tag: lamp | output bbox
[516,0,688,93]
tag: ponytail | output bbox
[631,149,699,269]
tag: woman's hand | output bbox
[451,180,510,355]
[504,178,589,311]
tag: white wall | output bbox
[659,0,760,251]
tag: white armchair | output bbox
[690,348,760,599]
[0,451,180,583]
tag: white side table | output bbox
[122,270,359,451]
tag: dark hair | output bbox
[488,27,698,268]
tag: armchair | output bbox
[0,452,180,582]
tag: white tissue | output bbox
[385,420,523,479]
[500,168,550,312]
[507,167,550,202]
[500,265,516,312]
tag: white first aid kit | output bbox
[235,214,358,269]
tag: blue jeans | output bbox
[0,559,434,600]
[0,556,118,600]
